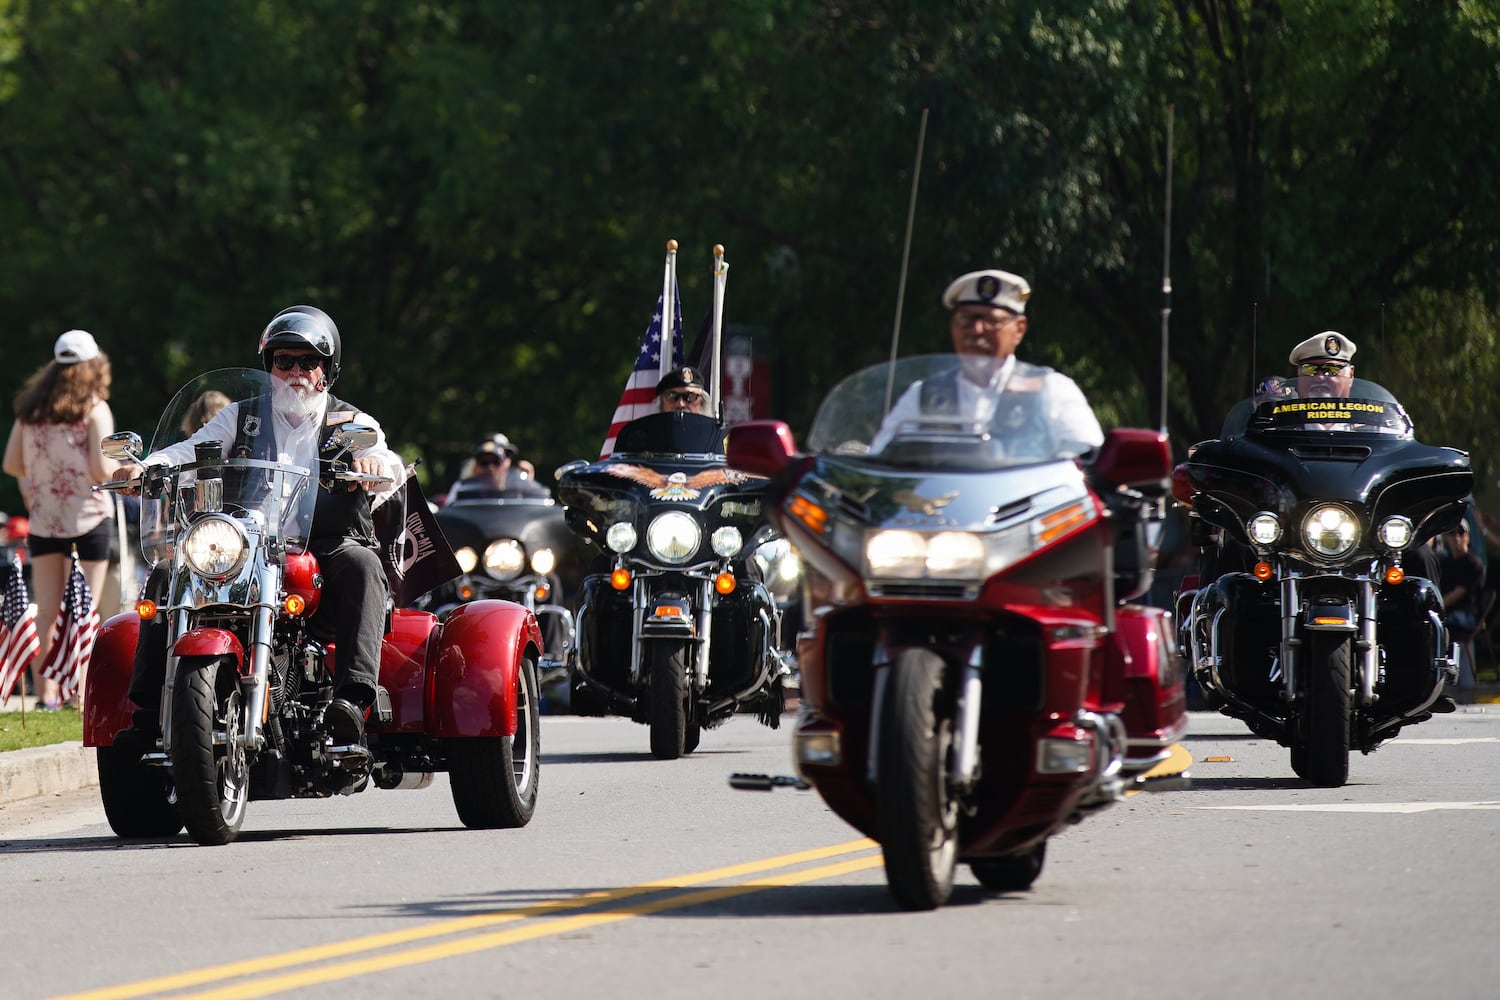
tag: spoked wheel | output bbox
[448,653,541,828]
[1290,632,1351,787]
[877,648,960,911]
[170,655,250,846]
[97,743,182,839]
[970,843,1046,893]
[649,641,690,759]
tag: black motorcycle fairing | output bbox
[433,498,586,592]
[1182,435,1471,553]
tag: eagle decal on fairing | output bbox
[604,464,764,501]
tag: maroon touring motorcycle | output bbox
[84,368,541,845]
[726,355,1188,909]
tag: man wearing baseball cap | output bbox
[448,432,548,501]
[869,268,1103,455]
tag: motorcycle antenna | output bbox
[1158,104,1174,435]
[883,107,930,418]
[1251,301,1259,395]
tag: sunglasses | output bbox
[475,455,505,467]
[1298,362,1349,377]
[664,390,704,405]
[272,353,324,372]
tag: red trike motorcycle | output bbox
[726,355,1187,909]
[85,369,542,845]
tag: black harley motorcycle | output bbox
[555,411,794,758]
[417,487,587,702]
[1174,376,1472,786]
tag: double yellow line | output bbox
[52,839,883,1000]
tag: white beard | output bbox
[272,376,328,426]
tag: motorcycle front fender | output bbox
[174,627,246,673]
[429,599,543,738]
[641,591,698,638]
[82,612,141,747]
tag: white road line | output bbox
[1201,801,1500,813]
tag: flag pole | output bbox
[660,239,679,381]
[710,244,728,418]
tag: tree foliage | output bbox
[2,0,1497,512]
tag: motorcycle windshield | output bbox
[807,354,1094,469]
[610,411,725,458]
[139,368,319,562]
[1220,376,1414,438]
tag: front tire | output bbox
[970,843,1046,893]
[649,641,689,759]
[170,655,250,846]
[97,745,182,839]
[449,654,541,828]
[1291,632,1352,787]
[877,649,960,911]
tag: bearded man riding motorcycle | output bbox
[112,305,406,754]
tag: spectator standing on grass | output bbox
[2,331,119,709]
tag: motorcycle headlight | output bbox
[530,547,557,576]
[865,529,986,580]
[866,529,927,578]
[646,511,701,564]
[182,516,247,579]
[1302,504,1360,560]
[606,522,637,553]
[711,526,744,558]
[1247,512,1282,546]
[1377,516,1413,549]
[925,531,986,578]
[454,546,478,574]
[483,538,526,581]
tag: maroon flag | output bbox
[38,553,100,702]
[0,554,41,706]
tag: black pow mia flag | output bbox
[372,475,462,608]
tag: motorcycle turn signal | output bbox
[715,572,736,595]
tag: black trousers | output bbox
[128,537,387,729]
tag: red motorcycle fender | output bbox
[83,612,141,747]
[1105,605,1188,747]
[429,599,543,738]
[376,607,441,733]
[174,628,246,674]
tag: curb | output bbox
[0,742,98,807]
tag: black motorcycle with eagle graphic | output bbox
[555,411,794,758]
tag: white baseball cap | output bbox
[54,329,100,365]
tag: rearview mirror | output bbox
[326,423,379,459]
[101,431,143,463]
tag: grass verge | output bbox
[0,708,84,751]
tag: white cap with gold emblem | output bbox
[1289,330,1357,366]
[942,269,1031,314]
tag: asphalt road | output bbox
[2,708,1497,1000]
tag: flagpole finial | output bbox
[713,244,724,257]
[666,239,678,252]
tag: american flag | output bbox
[38,553,100,703]
[599,286,683,459]
[0,554,41,706]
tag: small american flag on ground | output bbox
[599,286,683,459]
[0,553,41,706]
[38,553,100,703]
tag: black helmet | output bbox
[258,305,342,385]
